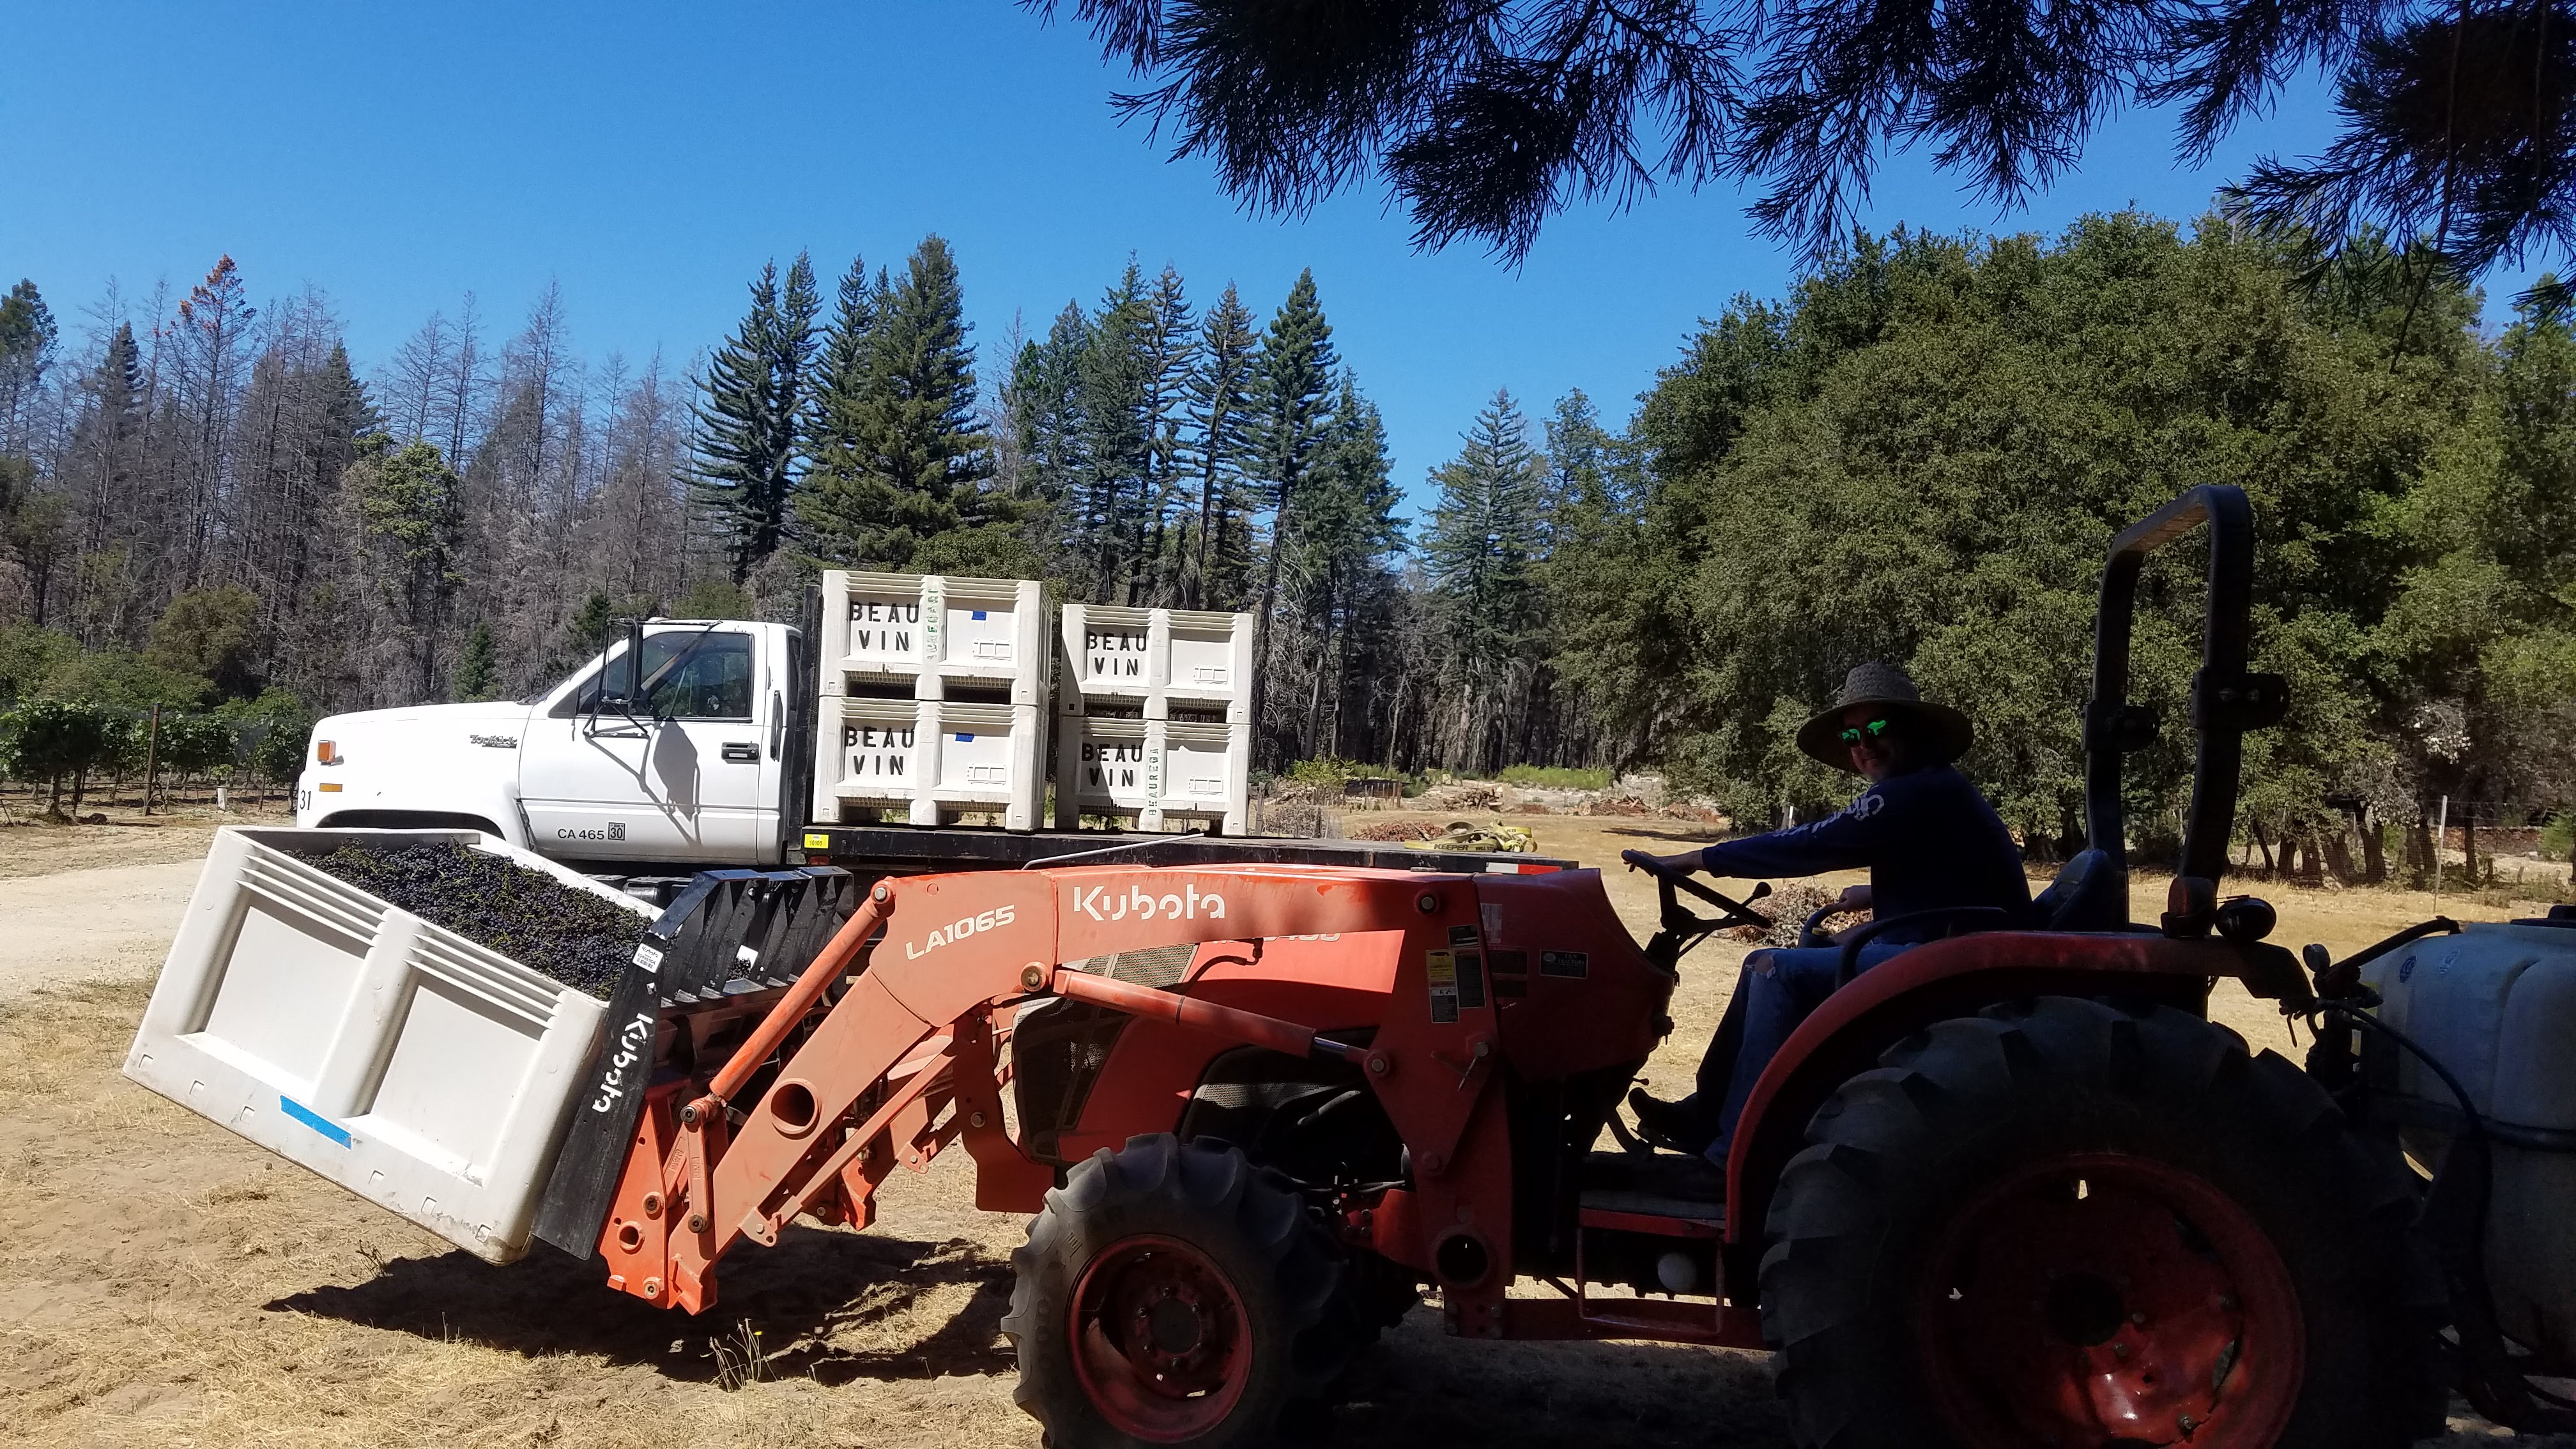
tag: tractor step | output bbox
[1579,1150,1724,1222]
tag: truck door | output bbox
[519,626,775,863]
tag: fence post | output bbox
[142,705,161,818]
[2434,795,2449,897]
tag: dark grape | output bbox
[300,843,646,999]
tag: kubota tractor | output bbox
[529,485,2576,1447]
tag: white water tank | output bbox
[2365,908,2576,1363]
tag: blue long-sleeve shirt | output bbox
[1699,764,2031,942]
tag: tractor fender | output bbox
[1721,930,2308,1247]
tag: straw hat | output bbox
[1795,661,1974,772]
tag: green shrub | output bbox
[3,698,121,815]
[221,688,314,793]
[2543,813,2574,863]
[1286,757,1370,788]
[158,714,238,779]
[1499,763,1613,790]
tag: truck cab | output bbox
[296,620,798,868]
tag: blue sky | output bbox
[0,2,2531,507]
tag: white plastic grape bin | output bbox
[820,571,1049,705]
[121,827,650,1264]
[811,697,1046,831]
[1052,712,1250,833]
[1057,604,1254,720]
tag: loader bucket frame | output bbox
[581,863,1537,1323]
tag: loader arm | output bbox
[597,864,1506,1315]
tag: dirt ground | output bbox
[3,815,2569,1446]
[0,801,289,879]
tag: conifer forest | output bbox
[1,213,2572,873]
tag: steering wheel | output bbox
[1620,850,1775,968]
[1798,904,1841,949]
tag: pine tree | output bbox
[689,256,815,583]
[795,237,988,569]
[1135,264,1193,603]
[351,441,465,702]
[0,279,58,456]
[1077,262,1154,599]
[1284,372,1404,756]
[174,257,256,589]
[455,620,498,701]
[1423,388,1547,770]
[803,254,876,473]
[1246,270,1338,735]
[1181,284,1258,608]
[1008,302,1093,577]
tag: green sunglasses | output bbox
[1837,717,1894,746]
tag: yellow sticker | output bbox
[1426,950,1457,988]
[802,832,831,850]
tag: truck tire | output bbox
[1004,1134,1347,1448]
[1759,995,2444,1449]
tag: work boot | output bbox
[1627,1086,1715,1156]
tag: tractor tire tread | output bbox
[1758,995,2445,1449]
[1002,1133,1347,1449]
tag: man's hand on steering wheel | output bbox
[1636,848,1705,876]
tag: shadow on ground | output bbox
[268,1223,1017,1386]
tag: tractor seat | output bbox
[1581,1150,1724,1220]
[2032,848,2126,932]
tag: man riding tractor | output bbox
[1630,661,2031,1159]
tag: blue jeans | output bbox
[1705,944,1910,1162]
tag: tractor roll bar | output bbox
[2084,485,2285,908]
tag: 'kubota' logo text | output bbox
[589,1013,656,1113]
[1071,884,1228,924]
[907,905,1016,959]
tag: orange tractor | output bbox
[528,487,2463,1448]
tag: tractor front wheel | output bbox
[1004,1134,1347,1448]
[1759,995,2444,1449]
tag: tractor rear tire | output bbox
[1759,995,2444,1449]
[1004,1133,1347,1448]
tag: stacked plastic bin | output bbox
[813,572,1049,830]
[1054,604,1255,833]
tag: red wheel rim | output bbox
[1916,1152,2304,1448]
[1068,1234,1254,1443]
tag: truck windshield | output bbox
[560,632,755,721]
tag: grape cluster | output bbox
[304,843,646,999]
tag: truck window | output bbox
[558,631,756,721]
[648,632,754,719]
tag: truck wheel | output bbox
[1004,1134,1347,1448]
[1759,995,2444,1449]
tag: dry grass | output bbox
[5,977,1788,1448]
[9,811,2566,1444]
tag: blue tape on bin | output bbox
[281,1094,352,1147]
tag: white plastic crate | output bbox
[820,571,1048,705]
[121,827,650,1264]
[1058,604,1254,720]
[813,697,1045,830]
[1052,712,1250,833]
